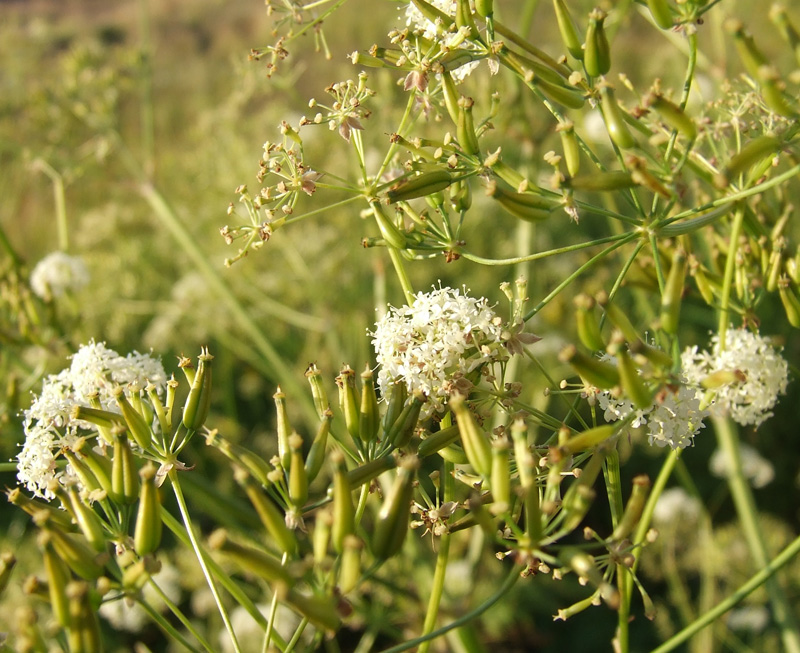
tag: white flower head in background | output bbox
[372,285,504,415]
[99,563,182,633]
[30,251,89,300]
[652,486,702,527]
[709,443,775,488]
[681,327,789,428]
[17,340,167,499]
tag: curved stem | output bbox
[461,232,630,266]
[712,415,800,653]
[32,159,69,251]
[169,470,242,653]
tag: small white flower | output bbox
[30,251,89,299]
[709,443,775,488]
[372,286,504,415]
[17,341,167,499]
[681,327,789,427]
[652,487,702,527]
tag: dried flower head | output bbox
[30,251,89,300]
[372,286,503,414]
[17,341,167,499]
[681,328,789,427]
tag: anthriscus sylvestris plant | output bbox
[5,0,800,652]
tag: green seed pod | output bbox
[332,452,355,554]
[725,18,768,79]
[73,404,122,446]
[584,8,611,77]
[490,437,511,511]
[597,293,640,343]
[347,455,397,489]
[67,488,107,553]
[111,432,139,505]
[208,529,292,584]
[558,424,616,454]
[66,580,102,653]
[557,121,582,177]
[38,521,105,581]
[614,347,653,409]
[558,345,620,390]
[70,440,114,496]
[381,380,408,438]
[0,552,16,597]
[553,0,584,60]
[599,84,635,149]
[770,4,800,66]
[457,96,481,156]
[486,179,558,222]
[386,392,425,449]
[455,0,479,38]
[305,410,332,483]
[279,583,342,635]
[313,508,332,564]
[145,384,169,438]
[574,294,605,351]
[235,468,297,556]
[562,170,636,191]
[359,367,380,442]
[437,443,470,464]
[560,448,606,528]
[476,0,493,19]
[450,394,491,477]
[133,463,162,556]
[371,456,419,560]
[336,366,361,442]
[7,488,75,530]
[164,375,179,431]
[758,65,797,118]
[509,418,534,489]
[692,263,716,305]
[440,70,461,126]
[646,0,673,30]
[305,364,330,421]
[273,387,293,470]
[531,74,587,109]
[660,249,687,335]
[766,249,783,293]
[181,349,213,432]
[387,170,454,204]
[610,474,651,541]
[779,277,800,328]
[645,93,697,140]
[628,339,674,369]
[715,135,781,188]
[338,535,363,595]
[114,388,152,450]
[417,424,461,458]
[40,534,72,628]
[288,432,309,509]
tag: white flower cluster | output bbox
[17,341,167,499]
[372,286,503,415]
[403,1,480,82]
[30,251,90,300]
[681,327,789,427]
[598,383,709,450]
[709,443,775,488]
[652,486,702,527]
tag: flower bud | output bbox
[486,180,557,222]
[273,387,293,469]
[181,348,213,432]
[208,529,291,584]
[336,367,361,442]
[305,410,333,483]
[457,96,481,156]
[559,345,620,390]
[371,455,419,560]
[67,487,107,553]
[387,170,454,203]
[111,432,139,505]
[450,394,492,476]
[561,547,620,607]
[610,474,650,541]
[553,0,584,60]
[40,533,71,628]
[235,468,297,556]
[599,84,635,149]
[359,367,380,442]
[133,463,162,555]
[332,452,356,554]
[114,388,153,450]
[305,364,330,421]
[288,432,308,509]
[584,8,611,77]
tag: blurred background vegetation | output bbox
[1,0,799,651]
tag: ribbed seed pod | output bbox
[347,455,397,489]
[67,488,107,553]
[40,534,71,628]
[114,388,152,450]
[645,93,696,140]
[417,424,461,458]
[386,392,425,449]
[450,395,491,476]
[597,293,640,343]
[714,135,781,188]
[37,520,105,581]
[387,170,453,203]
[359,367,380,442]
[486,180,558,222]
[371,456,418,560]
[208,529,291,584]
[574,293,605,351]
[660,249,687,335]
[779,277,800,328]
[0,552,16,597]
[133,463,162,556]
[305,410,332,483]
[490,437,511,510]
[584,8,610,77]
[288,432,309,509]
[646,0,673,30]
[725,19,767,79]
[181,348,213,432]
[66,580,102,653]
[7,488,75,530]
[146,383,170,438]
[235,468,297,556]
[336,367,361,442]
[440,70,460,125]
[559,449,606,531]
[610,474,651,541]
[553,0,584,60]
[457,96,481,156]
[558,425,616,455]
[476,0,493,19]
[338,535,363,595]
[558,345,620,389]
[332,452,355,554]
[599,84,635,149]
[273,387,292,469]
[111,433,139,505]
[614,347,653,410]
[557,121,581,177]
[278,583,342,635]
[757,65,797,118]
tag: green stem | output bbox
[651,529,800,653]
[147,577,216,652]
[32,159,69,251]
[135,596,205,653]
[461,233,629,266]
[386,243,415,305]
[712,415,800,653]
[717,205,744,344]
[418,460,454,653]
[169,470,242,653]
[377,564,522,653]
